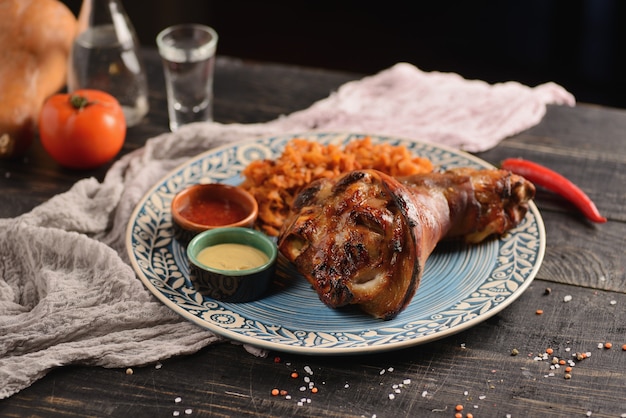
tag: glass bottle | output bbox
[68,0,149,126]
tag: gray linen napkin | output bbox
[0,63,575,399]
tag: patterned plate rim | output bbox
[125,132,546,355]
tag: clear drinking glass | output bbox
[156,24,218,132]
[68,0,149,127]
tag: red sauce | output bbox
[180,197,249,226]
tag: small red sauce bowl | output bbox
[171,183,258,245]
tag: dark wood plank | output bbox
[2,281,625,418]
[537,211,626,292]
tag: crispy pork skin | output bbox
[277,168,535,319]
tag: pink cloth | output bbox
[277,63,575,151]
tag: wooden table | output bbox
[2,50,626,418]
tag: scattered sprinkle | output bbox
[622,344,626,351]
[563,295,573,302]
[225,391,249,398]
[455,404,464,412]
[304,365,313,375]
[271,388,279,396]
[544,287,552,295]
[175,397,182,403]
[546,348,554,355]
[388,394,395,400]
[610,300,617,305]
[604,342,613,349]
[184,409,192,415]
[291,372,299,379]
[421,390,428,397]
[576,352,590,361]
[173,412,180,417]
[536,309,544,315]
[311,387,318,394]
[155,362,163,370]
[511,348,519,356]
[125,368,133,375]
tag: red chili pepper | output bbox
[501,158,607,223]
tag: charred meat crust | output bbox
[277,167,535,319]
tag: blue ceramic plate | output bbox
[126,132,545,355]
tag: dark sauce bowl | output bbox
[171,183,258,245]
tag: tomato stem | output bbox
[501,158,607,223]
[69,94,93,110]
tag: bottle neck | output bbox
[77,0,136,47]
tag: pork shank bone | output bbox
[277,168,535,320]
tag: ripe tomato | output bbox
[38,89,127,169]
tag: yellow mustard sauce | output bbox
[196,243,269,270]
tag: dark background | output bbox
[61,0,626,108]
